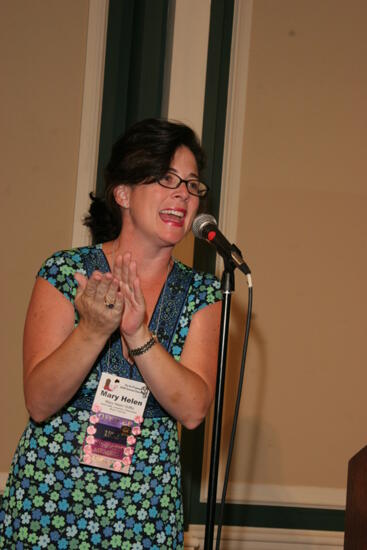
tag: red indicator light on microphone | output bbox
[208,231,217,241]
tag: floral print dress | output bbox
[0,245,222,550]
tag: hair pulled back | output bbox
[84,118,206,243]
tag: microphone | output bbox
[192,213,251,275]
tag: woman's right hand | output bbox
[24,271,124,422]
[74,271,124,339]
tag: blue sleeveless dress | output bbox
[0,245,222,550]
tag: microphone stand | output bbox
[204,257,235,550]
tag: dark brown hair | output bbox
[84,118,206,243]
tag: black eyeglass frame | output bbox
[154,171,209,198]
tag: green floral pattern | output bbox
[0,246,222,549]
[1,411,183,549]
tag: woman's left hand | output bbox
[111,251,221,429]
[113,252,146,338]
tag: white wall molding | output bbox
[227,482,346,509]
[165,0,211,137]
[164,0,211,265]
[217,0,253,273]
[200,482,346,510]
[185,525,344,550]
[71,0,109,248]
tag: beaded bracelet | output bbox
[129,335,157,357]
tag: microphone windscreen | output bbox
[192,213,217,239]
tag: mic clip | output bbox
[221,243,251,276]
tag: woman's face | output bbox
[120,146,200,247]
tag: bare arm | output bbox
[23,271,123,422]
[117,253,221,429]
[25,253,221,427]
[124,302,221,429]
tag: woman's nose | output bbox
[173,180,190,199]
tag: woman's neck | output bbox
[102,235,174,281]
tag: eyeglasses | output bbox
[156,172,208,197]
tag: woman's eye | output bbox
[189,180,199,191]
[162,174,174,184]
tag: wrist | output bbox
[76,320,109,346]
[123,325,150,349]
[123,325,156,357]
[129,334,157,357]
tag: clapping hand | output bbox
[112,252,146,338]
[74,270,124,339]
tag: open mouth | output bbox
[159,209,186,225]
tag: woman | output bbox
[0,119,222,549]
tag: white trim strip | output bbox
[218,0,253,255]
[200,482,346,509]
[185,525,344,549]
[227,482,346,509]
[72,0,109,248]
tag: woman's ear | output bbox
[113,185,130,208]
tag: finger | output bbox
[103,276,121,306]
[128,258,140,289]
[121,263,137,301]
[113,290,124,312]
[77,271,102,300]
[74,272,87,299]
[123,267,145,311]
[94,272,113,301]
[132,276,145,306]
[121,252,132,286]
[112,253,123,284]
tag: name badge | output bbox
[80,372,149,474]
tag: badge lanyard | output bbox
[80,373,149,473]
[79,245,171,474]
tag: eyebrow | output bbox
[168,167,199,179]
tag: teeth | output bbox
[160,209,184,218]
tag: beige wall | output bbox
[0,0,89,472]
[213,0,367,507]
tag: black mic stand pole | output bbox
[204,259,235,550]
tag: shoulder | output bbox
[37,245,99,302]
[37,245,97,280]
[174,259,223,311]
